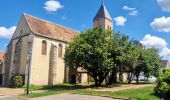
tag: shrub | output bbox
[9,74,24,88]
[155,69,170,99]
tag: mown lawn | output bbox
[71,86,160,100]
[21,84,161,100]
[112,86,159,100]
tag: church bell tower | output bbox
[93,3,113,29]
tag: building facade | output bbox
[2,3,112,85]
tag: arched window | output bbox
[58,44,63,58]
[41,40,47,55]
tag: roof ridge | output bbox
[23,13,34,33]
[23,13,80,33]
[22,13,80,43]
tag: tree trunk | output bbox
[93,76,99,86]
[119,71,123,83]
[108,70,117,85]
[95,81,100,86]
[93,76,105,86]
[136,74,140,84]
[127,72,133,84]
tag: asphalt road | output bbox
[31,93,117,100]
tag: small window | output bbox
[41,40,47,55]
[107,25,109,29]
[58,44,63,58]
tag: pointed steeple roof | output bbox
[94,3,112,21]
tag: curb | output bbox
[70,93,129,100]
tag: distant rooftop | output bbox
[161,60,170,68]
[0,52,4,60]
[94,3,112,21]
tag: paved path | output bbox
[0,94,21,100]
[0,87,24,100]
[31,93,117,100]
[0,87,24,96]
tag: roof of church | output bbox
[24,13,80,43]
[0,52,4,60]
[94,3,112,21]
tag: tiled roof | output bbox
[0,52,4,60]
[94,3,112,21]
[24,13,80,42]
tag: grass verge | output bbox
[21,84,160,100]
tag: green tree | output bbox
[65,27,114,86]
[123,42,141,83]
[109,34,138,84]
[155,69,170,99]
[134,48,160,83]
[143,48,160,79]
[116,35,129,83]
[113,39,142,84]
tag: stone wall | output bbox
[30,35,67,85]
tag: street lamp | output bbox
[26,51,31,94]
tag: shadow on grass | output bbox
[21,84,94,91]
[20,82,156,91]
[150,92,166,100]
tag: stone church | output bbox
[2,3,113,85]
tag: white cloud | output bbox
[122,5,138,16]
[44,0,63,12]
[114,16,127,26]
[123,6,136,11]
[151,16,170,33]
[140,34,167,48]
[140,34,170,59]
[0,26,16,38]
[128,10,138,16]
[160,47,170,57]
[157,0,170,12]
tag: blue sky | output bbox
[0,0,170,59]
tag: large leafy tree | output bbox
[110,37,161,84]
[65,27,114,86]
[123,42,141,83]
[65,26,161,85]
[115,35,129,83]
[110,35,137,83]
[143,48,161,79]
[134,48,161,83]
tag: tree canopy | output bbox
[65,27,161,86]
[65,27,114,86]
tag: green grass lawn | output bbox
[21,84,161,100]
[112,86,160,100]
[71,86,160,100]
